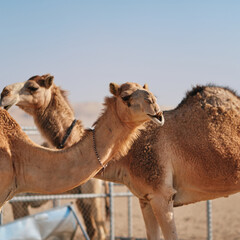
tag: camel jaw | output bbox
[148,112,165,126]
[0,99,18,111]
[4,105,12,111]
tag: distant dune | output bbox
[72,102,102,127]
[7,102,103,128]
[7,102,171,128]
[6,102,102,144]
[5,102,170,145]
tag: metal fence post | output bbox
[52,199,60,207]
[109,182,115,240]
[207,200,213,240]
[0,208,3,225]
[69,205,90,240]
[127,190,132,238]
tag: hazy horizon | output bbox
[1,1,240,107]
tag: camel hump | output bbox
[176,84,240,110]
[0,108,21,133]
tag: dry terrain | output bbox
[2,104,240,240]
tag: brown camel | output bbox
[0,80,164,220]
[6,79,240,240]
[1,74,109,240]
[94,84,240,240]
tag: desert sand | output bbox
[2,186,240,240]
[1,105,240,240]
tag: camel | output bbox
[94,84,240,240]
[0,74,109,240]
[0,79,164,224]
[4,79,240,240]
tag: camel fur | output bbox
[1,74,108,240]
[7,77,240,240]
[0,81,164,217]
[95,84,240,240]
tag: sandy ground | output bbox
[3,107,240,240]
[114,187,240,240]
[2,185,240,240]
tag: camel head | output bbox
[109,82,164,126]
[0,82,25,110]
[0,74,54,114]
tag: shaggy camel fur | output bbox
[0,82,164,215]
[94,84,240,240]
[4,79,240,240]
[5,79,240,240]
[1,74,109,240]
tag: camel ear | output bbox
[143,84,149,90]
[109,83,120,96]
[42,74,54,89]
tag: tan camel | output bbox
[94,85,240,240]
[1,74,109,240]
[6,79,240,240]
[0,81,164,217]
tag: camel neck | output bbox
[57,119,78,149]
[33,90,84,148]
[14,98,141,194]
[92,97,141,162]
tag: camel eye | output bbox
[1,88,10,98]
[28,86,38,92]
[122,95,131,102]
[144,98,152,104]
[121,95,131,107]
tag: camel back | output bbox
[176,84,240,110]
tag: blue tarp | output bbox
[0,205,78,240]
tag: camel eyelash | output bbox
[121,95,131,102]
[28,86,38,92]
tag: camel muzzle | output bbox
[0,99,12,110]
[3,105,12,111]
[148,111,164,126]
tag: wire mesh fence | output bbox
[0,126,122,239]
[1,183,136,240]
[0,126,214,239]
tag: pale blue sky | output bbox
[1,1,240,107]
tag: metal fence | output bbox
[0,126,136,239]
[1,183,133,240]
[0,126,213,240]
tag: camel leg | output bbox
[139,198,161,240]
[76,179,107,240]
[150,192,178,240]
[10,202,30,219]
[76,198,97,239]
[92,180,108,240]
[104,181,110,220]
[88,197,107,240]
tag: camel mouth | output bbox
[148,112,165,126]
[4,105,12,111]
